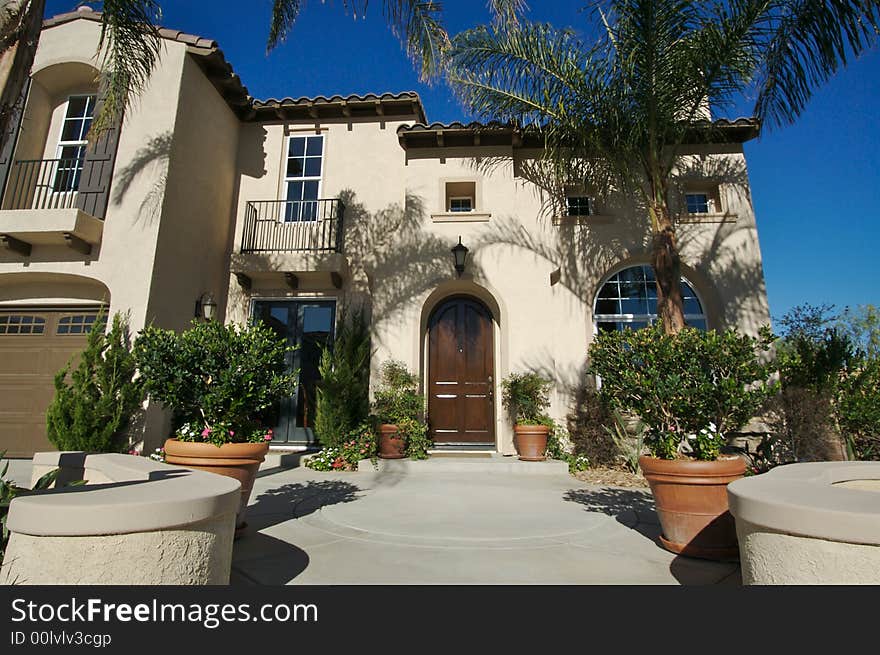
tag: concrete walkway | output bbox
[232,461,741,585]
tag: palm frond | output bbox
[753,0,880,127]
[91,0,163,140]
[383,1,450,82]
[447,22,593,127]
[487,0,528,28]
[266,0,303,52]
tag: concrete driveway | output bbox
[232,462,741,585]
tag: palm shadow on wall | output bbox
[338,188,485,345]
[110,131,172,225]
[464,152,771,449]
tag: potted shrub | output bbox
[501,372,553,461]
[134,319,296,532]
[589,324,776,560]
[371,361,430,459]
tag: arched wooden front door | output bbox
[427,296,495,446]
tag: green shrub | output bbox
[372,361,430,459]
[588,324,776,460]
[773,303,878,461]
[500,372,552,424]
[837,360,880,460]
[134,319,296,446]
[46,312,144,453]
[314,308,371,447]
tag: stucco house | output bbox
[0,8,770,458]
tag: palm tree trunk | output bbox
[0,0,44,151]
[650,203,686,335]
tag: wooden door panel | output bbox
[428,297,495,445]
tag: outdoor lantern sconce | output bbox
[451,236,468,277]
[195,292,217,321]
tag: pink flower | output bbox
[229,430,235,437]
[201,427,211,437]
[264,434,272,441]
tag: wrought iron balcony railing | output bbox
[240,199,344,253]
[1,158,99,212]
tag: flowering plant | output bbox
[175,420,274,448]
[148,448,165,462]
[305,421,377,472]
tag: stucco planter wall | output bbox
[727,462,880,584]
[0,452,241,585]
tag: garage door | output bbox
[0,309,99,457]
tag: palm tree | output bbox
[446,0,880,334]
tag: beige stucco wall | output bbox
[144,52,239,331]
[0,19,190,332]
[225,115,771,454]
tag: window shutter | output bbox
[0,77,30,208]
[75,83,123,219]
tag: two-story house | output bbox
[0,8,771,457]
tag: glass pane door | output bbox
[252,300,336,445]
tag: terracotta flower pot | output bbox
[639,454,746,561]
[514,424,549,461]
[163,438,269,533]
[377,424,406,459]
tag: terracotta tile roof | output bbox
[397,117,761,149]
[248,92,426,123]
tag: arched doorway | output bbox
[427,295,495,447]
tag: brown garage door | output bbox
[0,309,100,457]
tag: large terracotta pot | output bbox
[514,424,549,461]
[163,438,269,533]
[639,454,746,561]
[378,424,406,459]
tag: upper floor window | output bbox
[449,197,473,212]
[284,134,324,221]
[594,264,707,333]
[685,192,711,214]
[54,94,96,193]
[567,196,594,217]
[445,181,476,212]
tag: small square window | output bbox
[445,181,476,213]
[449,197,473,213]
[567,196,594,217]
[685,192,711,214]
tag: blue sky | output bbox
[46,2,880,326]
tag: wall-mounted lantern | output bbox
[451,236,468,278]
[195,292,217,321]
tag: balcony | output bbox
[232,199,347,291]
[0,158,105,256]
[240,199,343,253]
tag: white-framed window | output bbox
[53,94,96,193]
[566,195,594,217]
[444,181,476,212]
[284,134,324,222]
[449,196,473,213]
[593,264,707,332]
[685,192,712,214]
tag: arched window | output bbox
[594,264,707,332]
